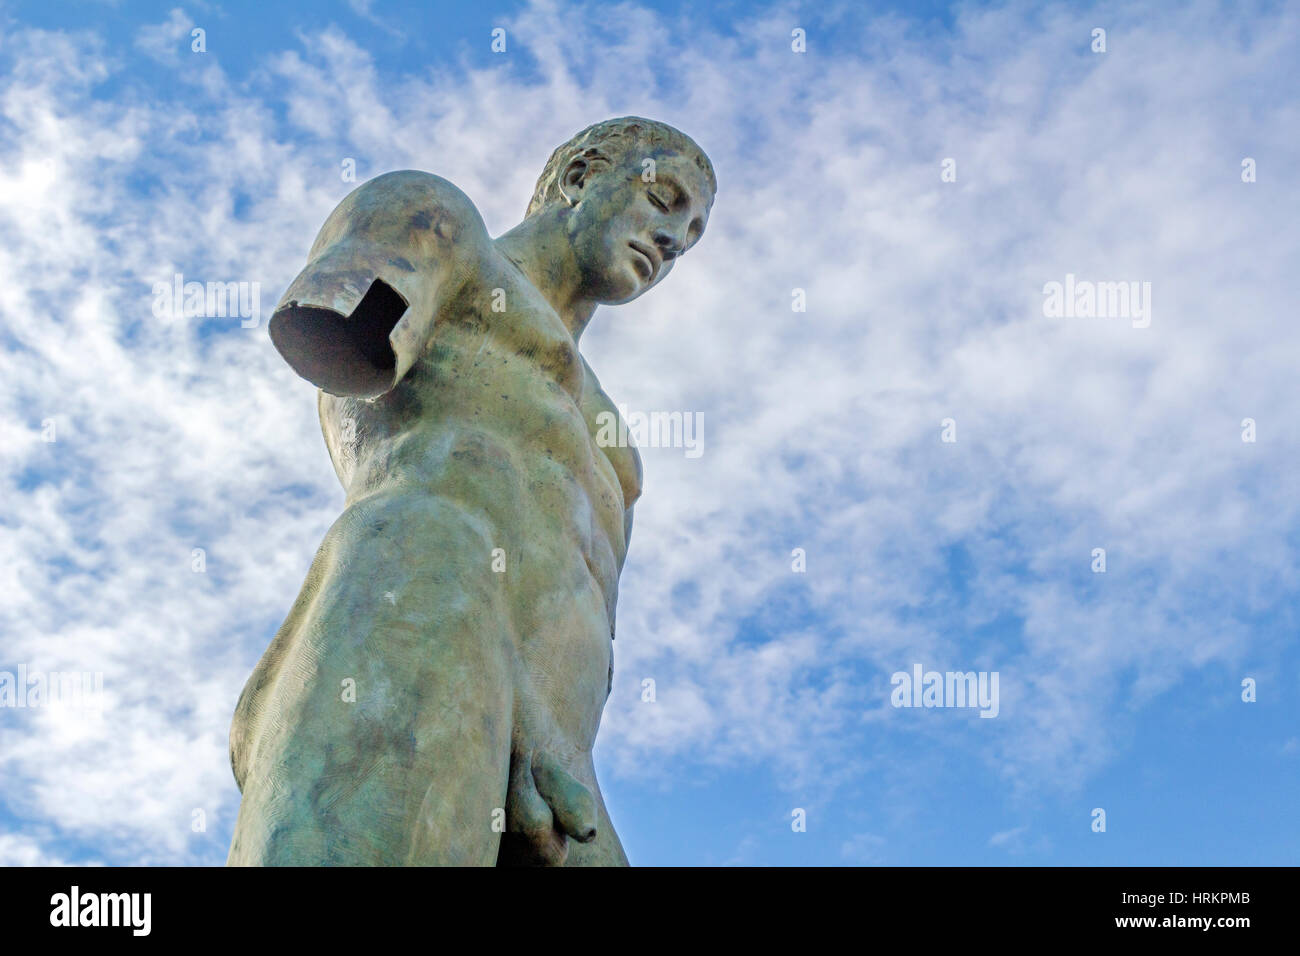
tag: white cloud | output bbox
[988,825,1029,849]
[841,831,887,864]
[0,832,95,866]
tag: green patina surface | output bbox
[228,118,715,866]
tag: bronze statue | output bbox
[227,117,715,866]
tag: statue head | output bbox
[526,116,716,305]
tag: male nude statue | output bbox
[227,117,714,866]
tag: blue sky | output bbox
[0,0,1297,866]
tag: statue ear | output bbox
[558,155,590,207]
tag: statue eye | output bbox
[647,191,670,213]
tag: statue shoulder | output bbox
[311,170,492,261]
[272,171,494,399]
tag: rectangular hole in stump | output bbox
[347,278,407,371]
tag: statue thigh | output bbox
[229,489,515,865]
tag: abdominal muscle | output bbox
[321,328,626,753]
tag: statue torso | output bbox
[316,242,642,741]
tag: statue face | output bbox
[561,147,712,305]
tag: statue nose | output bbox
[653,229,683,260]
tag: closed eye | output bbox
[648,191,670,213]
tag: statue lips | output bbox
[627,240,658,283]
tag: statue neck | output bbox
[494,213,597,344]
